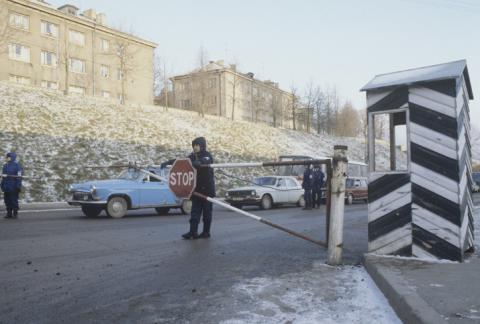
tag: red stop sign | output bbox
[169,159,197,199]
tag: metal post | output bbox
[325,161,332,244]
[327,145,348,265]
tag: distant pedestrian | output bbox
[161,137,215,239]
[302,165,314,210]
[1,153,23,219]
[312,164,325,209]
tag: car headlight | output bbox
[225,192,230,197]
[68,184,74,192]
[251,190,256,196]
[90,185,97,196]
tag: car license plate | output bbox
[232,197,243,201]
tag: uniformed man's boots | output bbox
[12,209,18,219]
[199,221,211,239]
[182,223,198,240]
[4,210,12,219]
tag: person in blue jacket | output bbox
[161,137,215,239]
[302,164,314,210]
[1,152,23,219]
[312,164,325,209]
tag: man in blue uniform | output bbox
[312,164,325,209]
[162,137,215,239]
[302,164,314,210]
[1,152,23,219]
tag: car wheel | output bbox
[181,199,192,215]
[106,197,127,218]
[297,195,305,207]
[155,207,170,215]
[346,193,354,205]
[260,194,273,210]
[81,206,103,217]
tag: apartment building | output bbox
[171,60,294,128]
[0,0,157,104]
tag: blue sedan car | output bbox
[67,167,191,218]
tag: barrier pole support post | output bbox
[327,145,348,266]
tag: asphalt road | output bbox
[0,201,369,324]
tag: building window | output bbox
[69,30,85,46]
[101,91,110,98]
[41,80,58,90]
[69,58,86,73]
[207,95,217,106]
[100,65,109,78]
[41,50,57,67]
[9,12,29,30]
[69,85,86,95]
[100,39,109,52]
[117,94,124,103]
[208,78,216,89]
[181,99,191,109]
[8,43,30,63]
[117,68,124,81]
[40,21,58,38]
[9,75,30,85]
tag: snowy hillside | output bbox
[0,82,373,202]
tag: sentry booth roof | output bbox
[361,60,473,99]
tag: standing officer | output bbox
[161,137,215,239]
[302,164,313,210]
[1,152,23,219]
[312,164,325,209]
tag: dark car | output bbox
[345,177,368,204]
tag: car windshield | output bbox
[117,169,142,180]
[253,177,277,186]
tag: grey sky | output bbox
[49,0,480,128]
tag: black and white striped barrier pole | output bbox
[139,167,327,247]
[0,174,28,179]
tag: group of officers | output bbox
[302,164,325,210]
[2,138,326,240]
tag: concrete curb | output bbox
[364,254,448,324]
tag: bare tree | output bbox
[314,88,326,134]
[153,54,172,110]
[335,101,360,137]
[190,46,211,117]
[290,83,299,130]
[114,39,140,104]
[251,85,263,123]
[269,92,283,128]
[227,62,241,120]
[303,81,320,133]
[0,4,11,54]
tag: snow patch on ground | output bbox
[221,264,401,324]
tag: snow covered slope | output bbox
[0,82,372,202]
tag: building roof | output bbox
[361,60,473,99]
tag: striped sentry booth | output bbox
[361,60,474,262]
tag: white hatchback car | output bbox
[225,176,305,210]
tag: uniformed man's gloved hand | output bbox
[192,160,202,168]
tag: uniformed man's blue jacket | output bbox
[1,152,23,193]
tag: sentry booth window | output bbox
[370,110,408,172]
